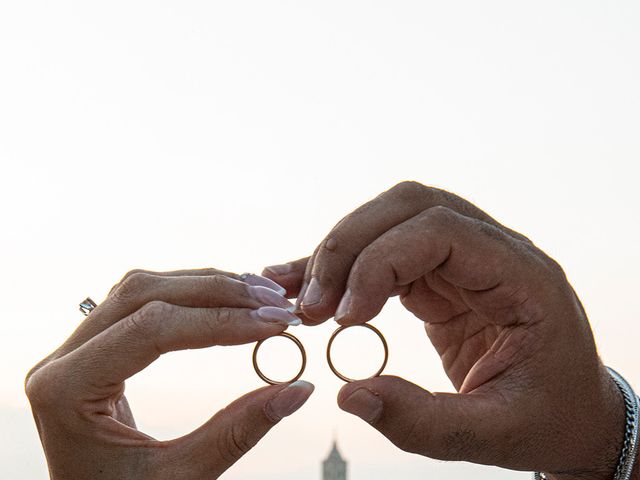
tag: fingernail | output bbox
[294,280,309,312]
[251,306,301,326]
[265,380,315,421]
[334,289,353,322]
[340,388,383,424]
[264,264,293,276]
[241,273,286,296]
[301,277,322,307]
[249,286,294,309]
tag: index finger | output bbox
[54,303,290,395]
[334,206,548,326]
[295,182,530,323]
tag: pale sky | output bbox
[1,1,639,479]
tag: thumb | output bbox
[168,381,315,478]
[337,376,516,466]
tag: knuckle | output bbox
[206,273,229,291]
[139,300,173,322]
[24,356,49,388]
[129,301,172,335]
[541,253,567,278]
[520,243,569,286]
[424,204,457,224]
[393,416,425,454]
[389,181,427,202]
[392,180,425,194]
[215,409,255,465]
[24,363,62,409]
[124,301,175,355]
[211,308,234,330]
[540,256,570,292]
[357,241,385,268]
[122,268,147,281]
[24,368,46,405]
[113,272,154,300]
[110,269,146,293]
[506,228,534,245]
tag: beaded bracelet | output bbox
[534,367,639,480]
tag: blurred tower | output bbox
[322,440,347,480]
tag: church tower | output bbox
[322,440,347,480]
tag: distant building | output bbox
[322,440,347,480]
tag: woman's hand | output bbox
[263,182,631,480]
[25,268,313,480]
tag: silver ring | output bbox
[79,297,97,316]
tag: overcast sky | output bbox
[1,1,639,479]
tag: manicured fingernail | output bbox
[252,306,301,326]
[241,273,286,296]
[334,289,353,322]
[265,380,315,421]
[249,286,294,309]
[301,277,322,307]
[340,387,383,424]
[264,264,293,276]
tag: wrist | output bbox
[544,367,637,480]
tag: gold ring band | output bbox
[326,324,389,383]
[252,332,307,385]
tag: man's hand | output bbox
[26,269,313,480]
[264,181,629,479]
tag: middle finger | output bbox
[56,273,294,359]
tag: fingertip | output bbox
[241,273,287,296]
[300,313,325,326]
[264,380,315,422]
[333,289,353,323]
[264,268,307,299]
[337,380,363,404]
[337,376,410,405]
[335,315,360,326]
[292,303,328,326]
[262,264,294,278]
[334,312,376,326]
[337,377,382,401]
[223,309,290,346]
[298,294,342,324]
[293,379,316,396]
[298,277,345,323]
[252,306,301,327]
[334,289,384,326]
[295,297,331,323]
[337,383,383,424]
[262,258,309,281]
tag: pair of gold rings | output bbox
[252,324,389,385]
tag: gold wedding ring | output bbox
[327,324,389,383]
[252,332,307,385]
[252,325,389,385]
